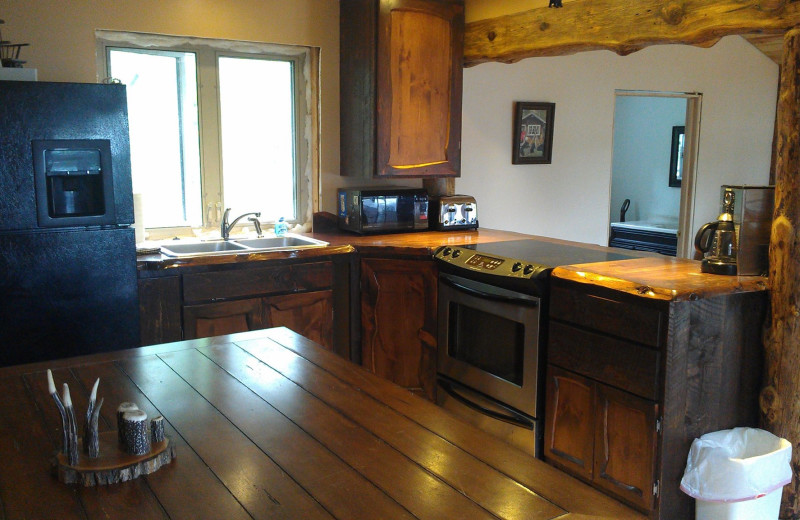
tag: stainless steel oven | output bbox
[433,240,637,458]
[437,273,543,456]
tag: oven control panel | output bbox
[433,246,549,280]
[465,254,504,270]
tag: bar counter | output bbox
[0,328,644,519]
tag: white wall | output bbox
[456,36,778,245]
[610,96,686,224]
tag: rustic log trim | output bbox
[463,0,800,66]
[761,26,800,518]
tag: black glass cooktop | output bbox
[461,239,638,269]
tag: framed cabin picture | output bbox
[513,102,555,164]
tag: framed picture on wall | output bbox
[669,125,685,187]
[513,102,555,164]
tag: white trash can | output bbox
[681,427,792,520]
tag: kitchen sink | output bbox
[235,236,328,249]
[159,234,329,257]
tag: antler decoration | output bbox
[86,397,104,459]
[46,371,105,463]
[61,384,79,466]
[83,379,99,455]
[46,370,68,456]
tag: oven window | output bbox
[448,302,525,386]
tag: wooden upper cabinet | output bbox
[341,0,464,178]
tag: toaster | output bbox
[429,195,478,231]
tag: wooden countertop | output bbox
[310,227,531,254]
[554,256,769,301]
[137,228,539,270]
[0,328,644,520]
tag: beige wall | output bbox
[1,0,341,209]
[456,35,778,245]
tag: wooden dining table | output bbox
[0,327,645,519]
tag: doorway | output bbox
[609,90,702,258]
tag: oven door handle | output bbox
[439,378,534,430]
[440,275,539,307]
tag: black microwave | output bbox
[337,187,429,234]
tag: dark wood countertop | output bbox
[554,256,768,301]
[0,328,644,520]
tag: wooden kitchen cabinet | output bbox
[545,275,767,518]
[360,257,438,400]
[140,256,352,357]
[138,275,182,346]
[264,290,334,350]
[182,262,336,351]
[594,382,659,510]
[183,291,335,350]
[545,366,595,481]
[546,366,659,511]
[340,0,464,178]
[183,297,265,340]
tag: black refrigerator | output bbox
[0,81,140,367]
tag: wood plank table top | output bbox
[0,328,645,520]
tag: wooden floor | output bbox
[0,328,645,519]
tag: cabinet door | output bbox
[360,258,437,400]
[183,298,265,340]
[138,276,182,346]
[594,383,659,512]
[264,290,334,351]
[544,365,595,481]
[376,0,463,177]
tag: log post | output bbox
[761,26,800,519]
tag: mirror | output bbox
[669,125,685,188]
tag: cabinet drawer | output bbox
[183,261,333,302]
[549,321,660,400]
[550,285,664,348]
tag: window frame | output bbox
[96,30,319,239]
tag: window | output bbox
[97,31,317,236]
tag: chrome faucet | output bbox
[220,208,261,240]
[248,217,263,237]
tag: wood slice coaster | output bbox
[54,431,176,486]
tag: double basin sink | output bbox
[160,234,329,257]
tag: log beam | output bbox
[464,0,800,66]
[761,26,800,519]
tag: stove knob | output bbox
[442,247,452,256]
[523,264,535,276]
[452,249,462,258]
[512,262,523,272]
